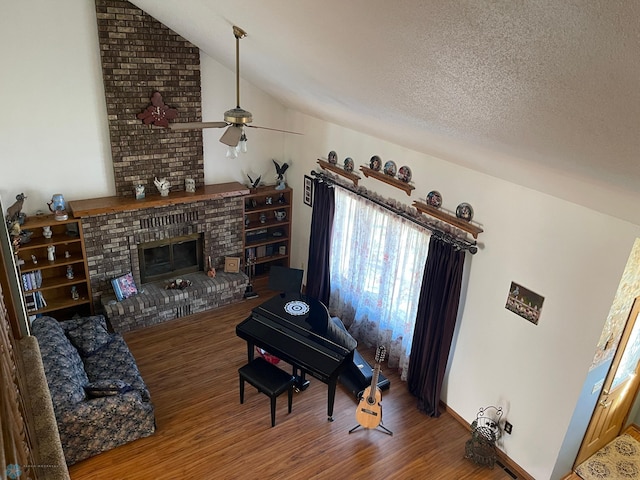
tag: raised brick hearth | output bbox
[69,183,250,332]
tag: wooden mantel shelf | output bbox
[412,200,484,239]
[317,159,360,185]
[359,166,415,195]
[69,182,250,217]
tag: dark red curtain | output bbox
[408,236,466,417]
[305,180,334,304]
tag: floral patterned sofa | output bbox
[31,315,155,465]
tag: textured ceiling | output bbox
[128,0,640,222]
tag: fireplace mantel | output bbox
[69,182,249,218]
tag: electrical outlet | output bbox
[504,421,513,435]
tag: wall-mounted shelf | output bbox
[360,166,415,195]
[412,201,484,239]
[317,159,360,185]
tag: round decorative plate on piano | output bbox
[328,150,338,164]
[284,300,310,316]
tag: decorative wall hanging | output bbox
[137,92,178,128]
[505,282,544,325]
[456,202,474,222]
[304,175,314,207]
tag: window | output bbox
[329,188,430,379]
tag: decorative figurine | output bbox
[259,213,267,224]
[66,265,74,280]
[48,194,68,221]
[154,177,171,196]
[6,193,26,222]
[64,250,71,259]
[247,174,261,189]
[273,159,289,190]
[47,245,56,261]
[206,256,216,278]
[185,178,196,193]
[135,184,145,200]
[71,286,79,300]
[42,226,52,239]
[31,255,37,264]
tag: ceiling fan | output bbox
[169,25,301,155]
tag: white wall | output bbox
[0,1,113,213]
[284,112,640,480]
[4,2,640,479]
[0,1,288,215]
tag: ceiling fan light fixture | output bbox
[226,145,239,159]
[239,131,248,153]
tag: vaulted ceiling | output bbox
[129,0,640,223]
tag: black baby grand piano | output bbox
[236,292,356,421]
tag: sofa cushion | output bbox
[31,316,89,406]
[64,317,112,357]
[83,335,151,401]
[85,379,133,398]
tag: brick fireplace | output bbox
[69,183,250,332]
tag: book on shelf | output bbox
[21,270,42,291]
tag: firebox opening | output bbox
[138,233,203,283]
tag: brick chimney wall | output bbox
[95,0,204,197]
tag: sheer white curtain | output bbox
[328,188,430,379]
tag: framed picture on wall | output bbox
[304,175,313,207]
[505,281,544,325]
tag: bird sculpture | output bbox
[273,160,289,181]
[273,160,289,190]
[247,174,261,189]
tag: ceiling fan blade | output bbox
[247,125,303,136]
[168,121,228,130]
[219,125,243,146]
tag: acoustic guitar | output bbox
[354,346,386,429]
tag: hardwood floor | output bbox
[69,284,516,480]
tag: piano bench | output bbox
[238,357,296,427]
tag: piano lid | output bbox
[252,293,356,353]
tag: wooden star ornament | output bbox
[137,92,178,128]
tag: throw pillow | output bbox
[84,379,132,398]
[65,317,112,357]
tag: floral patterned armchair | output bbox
[31,315,155,465]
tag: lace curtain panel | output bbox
[329,187,430,379]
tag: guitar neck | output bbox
[367,364,381,402]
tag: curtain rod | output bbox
[311,170,478,254]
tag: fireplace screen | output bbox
[138,233,203,283]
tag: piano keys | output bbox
[236,292,356,421]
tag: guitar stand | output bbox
[348,420,393,436]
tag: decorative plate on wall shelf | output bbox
[456,202,474,221]
[397,166,412,183]
[427,191,442,208]
[328,151,338,164]
[344,157,354,172]
[370,155,382,171]
[383,160,397,176]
